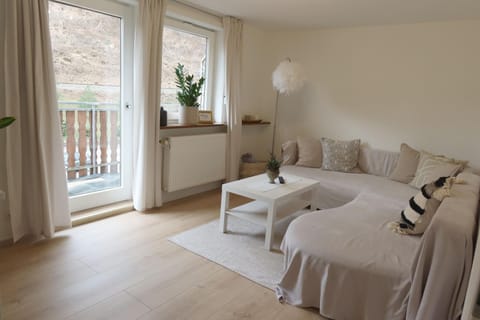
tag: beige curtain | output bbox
[1,0,71,242]
[223,17,243,181]
[132,0,166,211]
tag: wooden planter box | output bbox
[239,162,267,179]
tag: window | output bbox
[161,18,215,122]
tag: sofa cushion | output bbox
[409,151,464,189]
[358,145,399,177]
[296,136,322,168]
[389,143,420,184]
[321,137,360,172]
[281,140,298,166]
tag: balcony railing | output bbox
[59,101,120,182]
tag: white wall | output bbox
[265,20,480,168]
[240,24,277,161]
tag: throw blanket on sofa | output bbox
[276,172,480,320]
[407,172,480,319]
[276,193,420,320]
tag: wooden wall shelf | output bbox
[242,121,271,126]
[160,122,270,129]
[161,123,226,129]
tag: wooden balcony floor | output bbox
[67,173,120,197]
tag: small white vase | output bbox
[179,106,187,124]
[179,106,198,125]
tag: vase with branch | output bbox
[266,153,281,183]
[175,64,205,125]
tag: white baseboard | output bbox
[72,201,134,226]
[162,180,222,203]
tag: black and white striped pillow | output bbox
[390,176,452,235]
[400,184,432,229]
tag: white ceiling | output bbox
[176,0,480,30]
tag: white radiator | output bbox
[163,133,227,192]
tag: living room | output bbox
[1,0,480,319]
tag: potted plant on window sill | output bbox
[175,63,205,125]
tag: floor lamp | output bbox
[271,58,306,155]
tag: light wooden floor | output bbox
[0,190,322,320]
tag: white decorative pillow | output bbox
[409,151,465,189]
[321,138,360,172]
[295,137,322,168]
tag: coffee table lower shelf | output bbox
[225,198,310,227]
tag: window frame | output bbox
[162,17,216,120]
[48,0,134,212]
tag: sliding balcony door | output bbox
[49,0,134,212]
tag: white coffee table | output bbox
[219,173,319,251]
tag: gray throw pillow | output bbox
[389,143,420,184]
[296,137,322,168]
[321,138,360,172]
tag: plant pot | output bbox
[178,106,198,125]
[266,168,280,184]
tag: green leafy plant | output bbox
[174,63,205,108]
[266,153,281,171]
[0,117,15,129]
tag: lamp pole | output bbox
[271,90,280,156]
[270,57,305,157]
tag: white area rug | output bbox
[168,212,307,290]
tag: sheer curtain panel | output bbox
[132,0,166,211]
[223,16,243,181]
[2,0,71,242]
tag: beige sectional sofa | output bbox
[275,140,480,320]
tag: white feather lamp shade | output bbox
[272,60,306,95]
